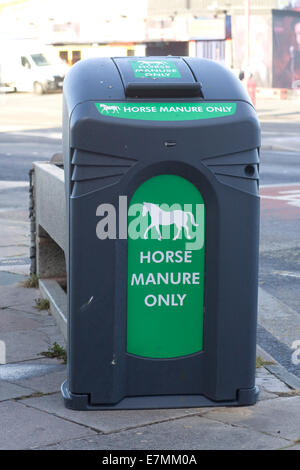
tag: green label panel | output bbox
[95,102,236,121]
[127,175,205,359]
[130,60,181,78]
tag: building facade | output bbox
[1,0,300,88]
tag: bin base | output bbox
[61,381,259,410]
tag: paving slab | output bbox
[14,368,66,394]
[7,308,58,327]
[255,387,278,401]
[0,400,96,450]
[37,415,289,450]
[0,328,57,363]
[0,379,35,402]
[0,209,28,223]
[0,359,66,394]
[0,246,28,258]
[22,392,204,434]
[265,364,300,391]
[0,264,30,276]
[286,444,300,450]
[0,219,29,247]
[37,324,66,350]
[203,396,300,442]
[0,272,27,286]
[0,284,40,309]
[0,308,41,333]
[255,367,291,395]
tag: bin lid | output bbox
[114,57,203,98]
[63,56,251,109]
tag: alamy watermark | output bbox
[0,340,6,364]
[95,196,205,250]
[291,340,300,366]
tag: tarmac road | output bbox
[0,130,61,181]
[260,150,300,185]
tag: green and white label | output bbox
[130,60,181,78]
[127,175,205,359]
[95,102,236,121]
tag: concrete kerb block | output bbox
[256,345,300,391]
[32,161,68,340]
[39,279,67,343]
[33,161,67,259]
[37,230,66,279]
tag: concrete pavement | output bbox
[0,94,300,450]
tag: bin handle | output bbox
[125,82,203,98]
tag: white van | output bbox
[0,41,69,94]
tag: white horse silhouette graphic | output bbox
[142,202,198,241]
[99,104,120,114]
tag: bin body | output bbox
[62,57,260,409]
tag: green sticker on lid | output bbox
[95,102,237,121]
[130,59,181,78]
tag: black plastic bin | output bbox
[61,57,260,410]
